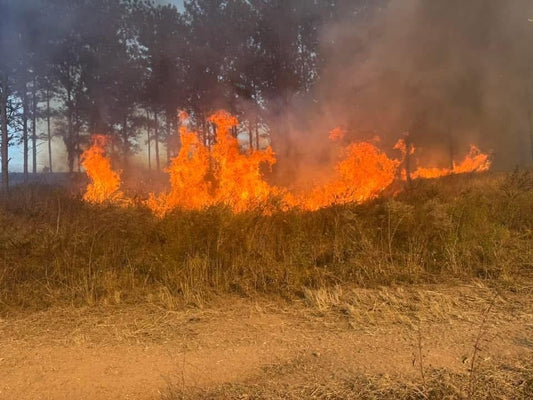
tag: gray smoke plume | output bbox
[288,0,533,175]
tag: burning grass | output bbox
[0,170,531,311]
[81,134,128,205]
[80,111,492,214]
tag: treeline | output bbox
[0,0,373,189]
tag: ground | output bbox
[0,283,531,399]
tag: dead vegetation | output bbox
[0,283,531,399]
[0,171,531,311]
[163,365,533,400]
[0,171,531,399]
[162,284,532,399]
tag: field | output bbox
[0,171,532,399]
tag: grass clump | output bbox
[163,367,533,400]
[0,171,532,311]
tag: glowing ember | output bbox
[81,135,125,204]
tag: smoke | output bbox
[285,0,533,176]
[9,0,533,180]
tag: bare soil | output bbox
[0,283,531,399]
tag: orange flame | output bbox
[209,111,278,212]
[452,145,491,174]
[145,122,212,216]
[81,135,125,204]
[146,111,279,215]
[295,142,399,210]
[393,138,415,156]
[81,111,492,215]
[411,145,491,179]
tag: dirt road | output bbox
[0,284,531,399]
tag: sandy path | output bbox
[0,285,531,399]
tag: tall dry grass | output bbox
[0,171,531,310]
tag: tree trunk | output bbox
[166,113,171,166]
[154,111,160,172]
[255,120,259,151]
[146,109,151,171]
[248,121,254,153]
[1,74,9,191]
[22,86,29,183]
[46,87,52,173]
[174,111,181,155]
[527,105,533,164]
[122,115,129,166]
[66,75,74,174]
[404,133,413,185]
[32,76,37,174]
[74,111,80,173]
[201,117,207,147]
[210,122,216,150]
[447,124,454,172]
[76,128,81,173]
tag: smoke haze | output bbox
[300,0,533,171]
[3,0,532,179]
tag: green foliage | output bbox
[0,172,531,310]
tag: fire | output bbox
[146,111,279,215]
[393,138,491,180]
[411,145,491,179]
[81,111,492,215]
[452,145,491,174]
[145,120,211,216]
[393,137,415,156]
[81,135,125,204]
[208,111,279,212]
[296,142,399,210]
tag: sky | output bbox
[10,0,185,172]
[162,0,184,9]
[10,0,533,173]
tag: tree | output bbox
[134,1,186,169]
[0,0,23,190]
[49,0,90,173]
[244,0,327,183]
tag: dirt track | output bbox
[0,284,531,399]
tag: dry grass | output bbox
[163,368,533,400]
[161,284,532,399]
[162,351,533,400]
[0,171,532,312]
[1,171,532,399]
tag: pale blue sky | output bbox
[162,0,184,9]
[10,0,186,172]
